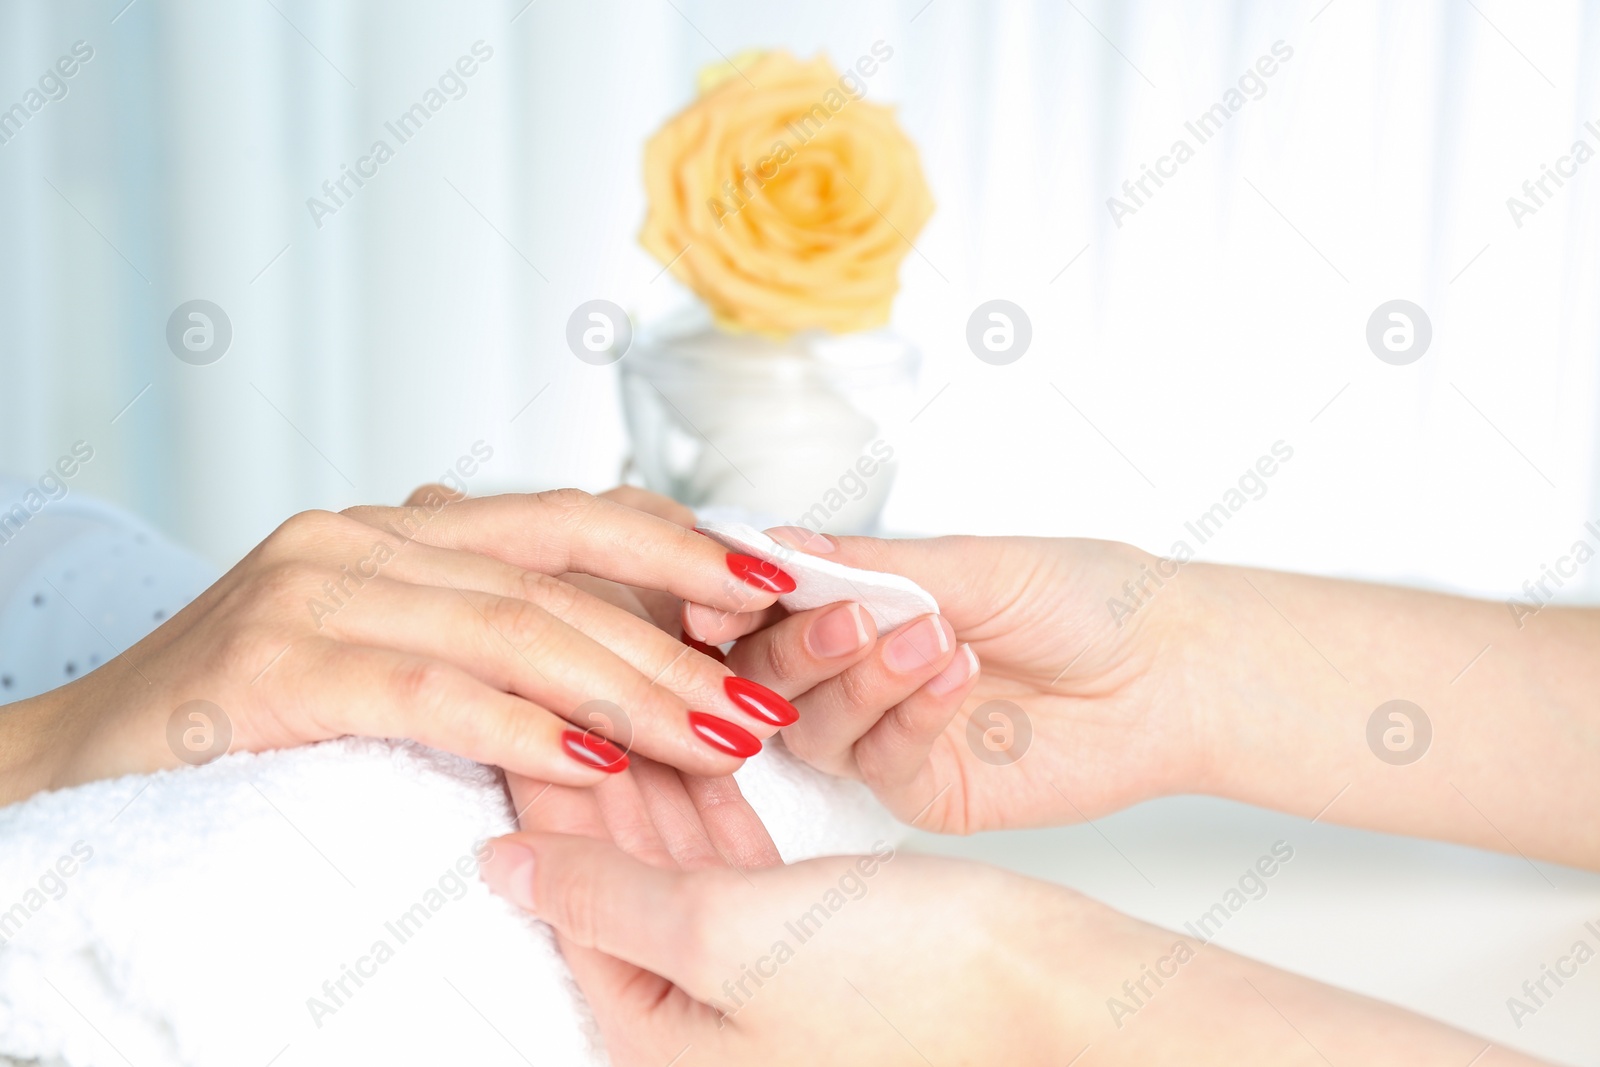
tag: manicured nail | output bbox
[724,676,798,727]
[926,643,979,696]
[688,711,762,758]
[684,634,727,663]
[766,526,837,554]
[480,839,537,911]
[561,729,629,773]
[884,616,952,674]
[726,553,796,594]
[807,602,872,659]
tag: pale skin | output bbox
[483,755,1549,1066]
[693,528,1600,871]
[0,487,798,806]
[476,522,1595,1064]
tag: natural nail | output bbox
[926,643,979,696]
[884,616,952,674]
[726,552,796,594]
[724,676,798,727]
[688,711,763,758]
[561,729,629,773]
[807,602,872,659]
[480,839,537,911]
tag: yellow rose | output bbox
[640,48,934,336]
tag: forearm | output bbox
[1179,562,1600,869]
[1035,882,1545,1066]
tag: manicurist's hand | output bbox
[484,767,1539,1067]
[695,529,1600,871]
[2,489,806,805]
[684,530,1203,833]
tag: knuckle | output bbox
[517,570,580,618]
[262,509,345,558]
[388,657,454,711]
[833,663,883,713]
[759,626,807,683]
[486,596,556,655]
[535,487,595,515]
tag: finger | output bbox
[591,768,678,869]
[357,540,785,732]
[506,772,608,839]
[682,599,787,645]
[341,489,793,613]
[721,601,877,699]
[681,773,783,869]
[766,527,1005,627]
[783,615,960,776]
[316,578,769,776]
[277,641,629,784]
[630,760,730,869]
[509,765,684,871]
[597,485,697,528]
[479,831,721,1048]
[480,831,707,986]
[851,645,980,808]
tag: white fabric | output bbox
[0,737,899,1067]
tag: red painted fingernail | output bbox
[684,634,727,663]
[724,676,798,727]
[688,711,762,758]
[561,729,629,773]
[726,552,796,594]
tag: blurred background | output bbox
[3,0,1600,1061]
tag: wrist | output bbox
[0,684,81,805]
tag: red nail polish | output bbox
[726,552,796,594]
[688,711,762,758]
[724,676,798,727]
[684,634,727,663]
[561,729,629,773]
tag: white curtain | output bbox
[2,0,1597,604]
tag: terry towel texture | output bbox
[0,737,901,1067]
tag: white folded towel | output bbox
[0,736,900,1067]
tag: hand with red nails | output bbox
[1,486,800,805]
[682,531,1201,834]
[483,764,1522,1067]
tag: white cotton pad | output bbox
[697,519,940,634]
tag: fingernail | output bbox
[724,676,798,727]
[807,602,871,659]
[726,552,796,594]
[926,643,979,696]
[561,729,630,773]
[480,839,538,911]
[884,616,952,674]
[766,526,837,554]
[688,711,763,758]
[684,634,727,663]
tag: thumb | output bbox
[480,831,700,985]
[765,528,995,625]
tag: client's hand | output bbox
[10,489,803,803]
[684,532,1201,833]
